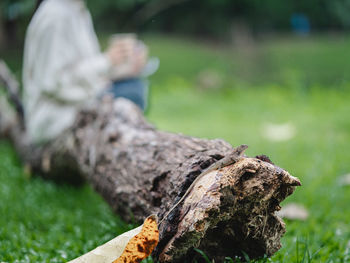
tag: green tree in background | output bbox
[0,0,34,47]
[86,0,350,35]
[330,0,350,28]
[1,0,350,48]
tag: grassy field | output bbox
[1,34,350,262]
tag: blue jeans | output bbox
[106,78,148,111]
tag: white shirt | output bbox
[23,0,112,144]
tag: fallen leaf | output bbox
[262,122,296,142]
[113,214,159,263]
[339,173,350,186]
[276,203,308,221]
[68,215,158,263]
[196,69,223,90]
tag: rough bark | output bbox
[0,63,301,262]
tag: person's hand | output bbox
[130,42,148,75]
[106,37,149,79]
[106,38,135,66]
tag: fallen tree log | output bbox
[0,62,301,262]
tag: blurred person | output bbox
[23,0,155,144]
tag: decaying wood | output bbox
[0,62,301,262]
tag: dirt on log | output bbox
[0,64,301,262]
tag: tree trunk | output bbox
[0,63,300,262]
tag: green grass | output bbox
[0,141,133,262]
[1,34,350,262]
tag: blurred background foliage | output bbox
[2,0,350,48]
